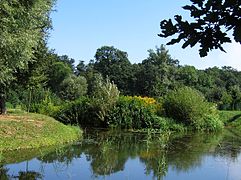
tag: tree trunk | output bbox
[0,94,6,114]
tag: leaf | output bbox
[174,15,182,22]
[182,5,192,10]
[182,40,191,49]
[218,45,227,53]
[190,0,204,7]
[199,48,208,57]
[159,19,177,37]
[167,38,179,45]
[233,25,241,43]
[190,37,200,47]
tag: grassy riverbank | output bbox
[0,109,81,152]
[219,110,241,129]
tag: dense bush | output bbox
[90,74,120,122]
[59,75,88,101]
[163,87,223,131]
[7,87,62,113]
[53,97,95,126]
[107,96,162,129]
[53,75,120,127]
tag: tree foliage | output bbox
[93,46,132,94]
[159,0,241,57]
[135,45,179,97]
[0,0,55,85]
[59,75,88,101]
[164,87,223,130]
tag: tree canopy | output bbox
[159,0,241,57]
[0,0,55,89]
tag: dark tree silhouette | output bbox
[159,0,241,57]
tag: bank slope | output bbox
[0,110,81,152]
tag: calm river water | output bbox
[1,129,241,180]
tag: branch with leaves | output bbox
[159,0,241,57]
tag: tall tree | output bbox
[136,45,179,97]
[0,0,55,113]
[177,65,198,87]
[59,75,88,101]
[159,0,241,57]
[93,46,132,94]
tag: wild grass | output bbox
[0,109,81,152]
[219,111,241,124]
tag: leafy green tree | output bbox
[0,0,55,112]
[93,46,132,94]
[0,0,55,84]
[220,66,240,89]
[47,61,72,93]
[196,70,214,89]
[159,0,241,57]
[229,85,241,110]
[12,41,51,89]
[206,87,226,105]
[59,55,76,73]
[205,67,225,87]
[177,65,198,87]
[136,45,179,97]
[59,75,88,101]
[90,74,120,124]
[76,60,87,76]
[220,91,232,110]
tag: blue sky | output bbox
[48,0,241,70]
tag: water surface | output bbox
[1,129,241,180]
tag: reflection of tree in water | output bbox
[81,131,172,178]
[84,130,241,178]
[0,164,42,180]
[39,145,82,164]
[31,129,241,179]
[167,132,223,172]
[214,129,241,160]
[14,171,42,180]
[82,131,141,175]
[0,166,9,180]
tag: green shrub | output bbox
[107,96,160,129]
[153,116,187,132]
[53,75,120,128]
[7,87,62,114]
[6,102,14,109]
[53,97,93,126]
[163,87,223,131]
[59,75,88,101]
[90,74,120,123]
[27,89,62,115]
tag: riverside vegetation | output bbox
[0,109,81,152]
[1,0,241,156]
[3,46,241,133]
[2,45,241,155]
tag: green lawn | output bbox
[0,109,81,152]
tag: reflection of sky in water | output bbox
[5,153,241,180]
[6,156,150,180]
[3,131,241,180]
[165,155,241,180]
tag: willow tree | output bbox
[0,0,55,113]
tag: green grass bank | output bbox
[0,109,81,152]
[219,110,241,128]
